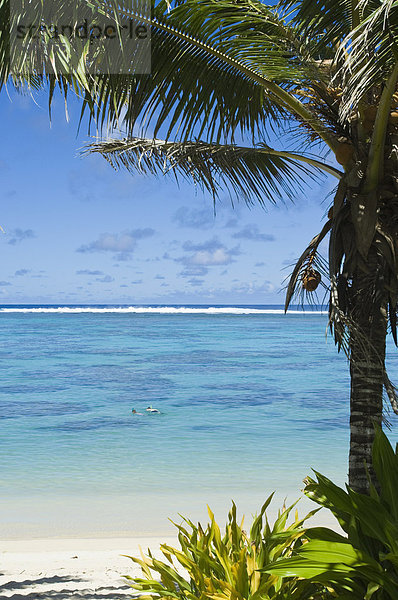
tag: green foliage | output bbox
[125,495,325,600]
[263,427,398,599]
[87,138,332,206]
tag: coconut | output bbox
[335,143,354,166]
[302,269,321,292]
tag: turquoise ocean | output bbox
[1,305,397,539]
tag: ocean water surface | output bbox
[1,305,397,538]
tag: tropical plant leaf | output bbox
[126,498,326,600]
[336,1,398,120]
[292,539,381,571]
[76,0,341,149]
[304,472,354,533]
[263,430,398,599]
[372,425,398,520]
[86,137,333,204]
[278,0,357,53]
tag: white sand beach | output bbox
[0,507,341,599]
[0,537,177,599]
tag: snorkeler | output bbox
[132,409,143,415]
[146,406,160,413]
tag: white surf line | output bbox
[0,306,328,315]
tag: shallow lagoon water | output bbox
[1,306,396,538]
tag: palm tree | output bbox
[85,0,398,494]
[4,0,398,492]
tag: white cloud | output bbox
[77,228,155,258]
[177,238,241,268]
[189,248,233,266]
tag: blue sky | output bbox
[0,88,337,305]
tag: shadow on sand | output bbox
[0,573,137,599]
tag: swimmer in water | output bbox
[146,406,160,413]
[132,409,143,415]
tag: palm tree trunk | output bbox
[348,258,388,493]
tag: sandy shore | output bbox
[0,504,341,599]
[0,537,177,599]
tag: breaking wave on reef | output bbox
[0,305,327,315]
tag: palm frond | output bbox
[284,220,332,311]
[85,137,332,204]
[76,0,340,149]
[383,371,398,416]
[278,0,356,54]
[279,0,398,126]
[1,0,129,103]
[336,0,398,120]
[2,0,342,149]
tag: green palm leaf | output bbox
[279,0,353,48]
[76,0,340,149]
[336,1,398,120]
[0,0,130,107]
[2,0,341,149]
[86,137,340,204]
